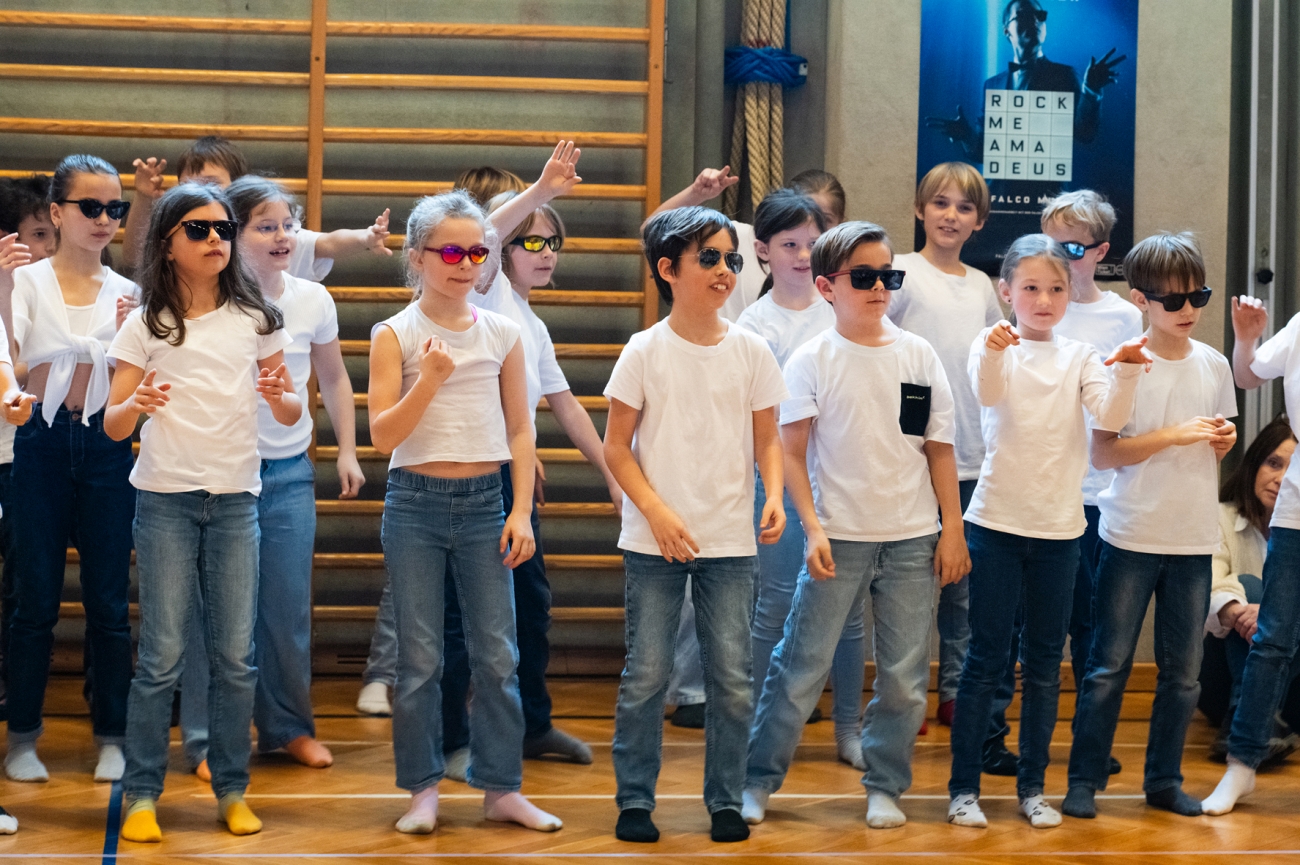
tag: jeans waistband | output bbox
[31,403,105,431]
[388,467,503,493]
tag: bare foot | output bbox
[284,735,333,768]
[484,790,562,832]
[195,760,211,783]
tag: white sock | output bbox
[835,723,866,771]
[1203,758,1256,816]
[866,791,906,829]
[1019,794,1061,828]
[94,744,125,782]
[947,794,987,828]
[444,747,470,783]
[396,786,438,835]
[356,681,392,716]
[742,788,770,825]
[0,806,17,834]
[4,743,47,783]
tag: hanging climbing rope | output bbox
[722,0,807,215]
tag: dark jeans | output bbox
[1067,544,1210,792]
[0,461,15,698]
[1202,574,1300,730]
[950,523,1079,799]
[8,406,135,742]
[442,464,551,751]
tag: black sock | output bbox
[1061,786,1096,819]
[711,808,750,843]
[1147,786,1202,817]
[616,808,659,843]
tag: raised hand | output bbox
[1105,334,1153,370]
[646,501,699,563]
[0,234,31,275]
[1084,48,1127,94]
[115,294,140,330]
[131,368,171,414]
[256,363,290,406]
[416,336,455,389]
[1,389,35,426]
[757,493,786,545]
[132,157,168,201]
[985,320,1020,352]
[365,208,393,257]
[536,140,583,201]
[690,166,740,202]
[1232,295,1269,344]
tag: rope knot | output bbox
[724,45,808,88]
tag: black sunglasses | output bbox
[689,248,745,274]
[825,267,906,291]
[511,235,564,253]
[171,220,239,242]
[1139,286,1212,312]
[1061,240,1104,261]
[57,198,130,221]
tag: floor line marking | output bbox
[212,793,1150,801]
[100,781,122,865]
[7,850,1299,859]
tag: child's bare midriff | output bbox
[403,460,502,480]
[24,361,95,412]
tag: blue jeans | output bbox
[1067,544,1210,792]
[8,407,134,742]
[383,469,523,793]
[0,461,14,696]
[748,535,937,798]
[177,454,319,761]
[751,482,865,725]
[443,464,552,750]
[938,480,978,703]
[1217,575,1300,723]
[363,581,397,687]
[613,552,755,813]
[949,524,1078,799]
[123,490,259,801]
[1230,526,1300,766]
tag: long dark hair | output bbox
[754,189,826,298]
[788,169,846,224]
[1220,414,1297,534]
[135,183,283,346]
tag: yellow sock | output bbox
[219,795,263,836]
[120,799,162,843]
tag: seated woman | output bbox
[1200,414,1300,764]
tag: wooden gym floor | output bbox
[5,677,1300,863]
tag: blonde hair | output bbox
[1123,232,1205,294]
[1040,189,1117,243]
[916,162,990,222]
[487,191,567,282]
[454,166,526,208]
[999,233,1072,288]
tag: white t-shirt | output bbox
[1055,291,1145,506]
[604,319,788,557]
[720,221,765,323]
[0,318,14,464]
[964,332,1143,539]
[1251,312,1300,530]
[1097,341,1237,554]
[889,251,1003,481]
[257,273,339,459]
[289,229,334,282]
[377,303,520,469]
[735,293,835,369]
[108,303,292,495]
[470,271,568,427]
[782,327,955,541]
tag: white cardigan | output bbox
[12,259,139,426]
[1206,502,1268,638]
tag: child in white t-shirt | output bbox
[605,206,787,845]
[736,189,869,769]
[1062,232,1235,820]
[947,234,1148,830]
[105,183,299,842]
[743,221,968,830]
[889,162,1000,727]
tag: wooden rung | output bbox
[0,13,650,44]
[340,340,623,359]
[308,552,621,570]
[106,230,639,254]
[379,236,640,253]
[0,117,647,149]
[0,64,649,96]
[324,288,642,306]
[56,601,625,622]
[315,446,587,464]
[317,500,616,517]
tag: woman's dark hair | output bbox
[788,169,846,225]
[225,175,302,228]
[753,189,826,298]
[641,206,737,306]
[135,183,283,346]
[0,174,52,234]
[1220,414,1297,534]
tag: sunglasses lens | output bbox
[469,246,489,264]
[697,248,721,268]
[884,271,905,290]
[1062,242,1085,260]
[1190,288,1212,308]
[213,221,237,241]
[439,247,465,264]
[106,201,130,220]
[182,222,209,241]
[76,200,104,219]
[725,253,744,274]
[548,236,564,252]
[521,237,544,252]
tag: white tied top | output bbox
[12,258,139,426]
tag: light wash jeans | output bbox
[613,552,756,814]
[1068,543,1210,793]
[383,469,524,793]
[750,483,865,724]
[178,454,318,764]
[123,490,259,802]
[747,535,937,799]
[363,581,397,687]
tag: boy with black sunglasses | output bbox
[1062,232,1237,820]
[604,206,787,844]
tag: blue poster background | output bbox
[916,0,1139,277]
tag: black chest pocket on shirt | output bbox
[899,383,931,437]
